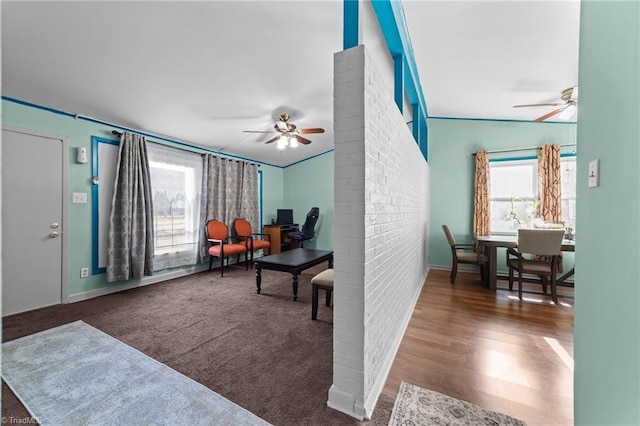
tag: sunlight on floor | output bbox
[544,336,574,372]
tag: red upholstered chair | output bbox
[233,218,270,267]
[205,220,248,277]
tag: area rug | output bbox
[388,381,526,426]
[2,321,270,425]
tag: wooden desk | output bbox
[475,235,575,291]
[263,224,298,254]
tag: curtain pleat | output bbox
[473,150,491,237]
[538,144,562,222]
[198,155,259,263]
[107,132,154,282]
[537,144,563,271]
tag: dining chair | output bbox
[507,228,564,303]
[233,218,271,268]
[442,224,488,284]
[205,220,248,277]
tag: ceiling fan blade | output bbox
[264,135,280,144]
[513,102,564,108]
[298,128,325,134]
[295,135,312,145]
[534,106,567,123]
[275,121,288,131]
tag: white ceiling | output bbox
[1,1,580,167]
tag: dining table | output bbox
[475,234,576,291]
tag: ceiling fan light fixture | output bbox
[276,136,287,150]
[289,136,298,148]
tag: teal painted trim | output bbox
[284,149,334,168]
[370,1,428,116]
[394,54,403,112]
[412,104,419,142]
[428,115,578,125]
[91,135,119,275]
[419,113,428,160]
[2,96,76,118]
[490,156,537,163]
[343,0,359,49]
[370,1,428,162]
[489,153,577,163]
[2,96,282,168]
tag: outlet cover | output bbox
[80,267,89,278]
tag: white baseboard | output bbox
[68,265,209,303]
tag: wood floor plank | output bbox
[382,268,573,426]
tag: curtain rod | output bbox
[471,143,576,155]
[112,130,260,167]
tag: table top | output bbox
[255,248,333,267]
[475,234,575,251]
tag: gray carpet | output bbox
[2,263,393,425]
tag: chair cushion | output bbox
[508,259,552,274]
[456,250,488,263]
[209,243,246,257]
[311,269,334,288]
[243,239,270,251]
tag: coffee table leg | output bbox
[292,273,299,301]
[256,264,262,294]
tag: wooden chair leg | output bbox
[325,289,332,307]
[518,270,523,300]
[541,275,548,293]
[209,256,213,271]
[508,266,514,291]
[312,284,319,320]
[551,275,558,304]
[450,259,458,284]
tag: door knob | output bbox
[50,222,59,229]
[49,231,60,238]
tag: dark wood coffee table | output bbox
[255,248,333,300]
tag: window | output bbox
[489,156,576,235]
[560,156,577,232]
[147,144,203,270]
[490,159,537,234]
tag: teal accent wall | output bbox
[282,151,334,251]
[428,118,577,273]
[574,1,640,424]
[1,99,283,297]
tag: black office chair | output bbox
[288,207,319,248]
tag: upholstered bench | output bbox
[310,268,333,320]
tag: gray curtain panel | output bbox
[199,154,259,263]
[107,132,155,282]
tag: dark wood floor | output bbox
[382,268,574,426]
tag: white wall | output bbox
[330,44,430,419]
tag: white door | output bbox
[2,129,64,316]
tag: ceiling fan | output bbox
[513,86,578,122]
[243,113,325,149]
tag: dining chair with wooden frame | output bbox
[507,228,565,303]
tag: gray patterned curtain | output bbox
[106,132,154,282]
[198,155,259,263]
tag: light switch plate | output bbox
[72,192,87,203]
[588,159,599,188]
